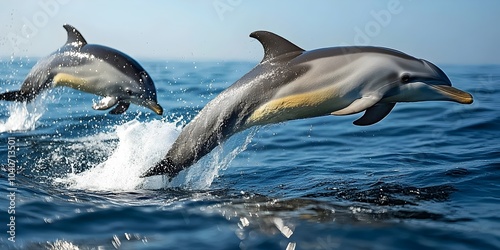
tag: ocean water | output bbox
[0,58,498,250]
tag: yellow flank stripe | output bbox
[53,73,87,88]
[248,88,334,123]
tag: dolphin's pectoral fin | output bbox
[108,101,130,115]
[92,96,119,110]
[331,96,381,116]
[353,103,396,126]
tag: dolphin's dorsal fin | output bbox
[250,31,304,63]
[63,24,87,47]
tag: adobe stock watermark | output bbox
[339,0,407,62]
[7,0,72,54]
[213,0,243,21]
[6,137,17,243]
[351,0,404,46]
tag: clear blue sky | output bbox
[0,0,499,64]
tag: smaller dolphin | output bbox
[0,24,163,115]
[142,31,473,179]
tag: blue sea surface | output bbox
[0,59,498,249]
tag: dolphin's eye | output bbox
[401,74,411,83]
[126,89,133,96]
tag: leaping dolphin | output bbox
[142,31,473,178]
[0,24,163,115]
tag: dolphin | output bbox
[0,24,163,115]
[142,30,473,178]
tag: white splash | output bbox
[171,128,257,190]
[35,131,118,176]
[56,119,256,192]
[0,98,46,132]
[58,119,180,191]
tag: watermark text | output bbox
[6,137,16,243]
[7,0,72,54]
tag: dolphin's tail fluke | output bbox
[0,90,32,102]
[141,158,183,179]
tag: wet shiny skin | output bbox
[0,60,498,249]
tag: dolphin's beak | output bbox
[429,85,474,104]
[145,101,164,115]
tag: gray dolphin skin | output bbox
[142,30,473,179]
[0,24,163,115]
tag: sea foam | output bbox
[57,119,179,191]
[56,118,254,191]
[0,97,47,133]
